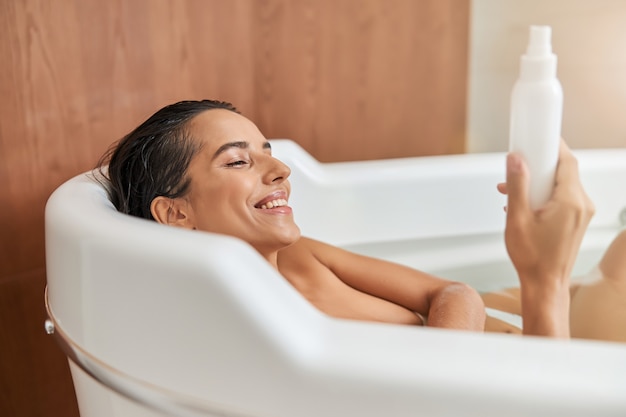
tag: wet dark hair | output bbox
[97,99,239,220]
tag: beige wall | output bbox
[468,0,626,152]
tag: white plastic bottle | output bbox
[509,25,563,210]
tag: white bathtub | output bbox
[45,140,626,417]
[274,140,626,291]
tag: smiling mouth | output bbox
[256,198,288,209]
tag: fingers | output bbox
[505,152,530,222]
[552,140,595,219]
[554,138,596,226]
[498,183,508,212]
[552,139,582,201]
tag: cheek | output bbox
[189,182,254,230]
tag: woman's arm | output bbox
[501,140,595,337]
[299,237,486,331]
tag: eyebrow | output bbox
[212,140,271,160]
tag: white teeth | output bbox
[260,199,287,209]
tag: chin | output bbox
[277,225,302,248]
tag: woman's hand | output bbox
[498,139,595,337]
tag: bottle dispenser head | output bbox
[526,26,553,58]
[520,25,557,80]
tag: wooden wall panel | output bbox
[251,0,469,161]
[0,268,78,417]
[0,0,256,277]
[0,2,255,416]
[0,1,469,416]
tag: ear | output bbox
[150,196,195,229]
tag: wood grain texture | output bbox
[0,268,79,417]
[0,0,256,277]
[250,0,469,161]
[0,1,469,416]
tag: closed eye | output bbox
[225,160,249,167]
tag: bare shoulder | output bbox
[276,237,346,298]
[286,236,333,250]
[277,237,319,272]
[277,237,355,285]
[277,237,336,269]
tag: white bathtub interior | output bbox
[275,140,625,292]
[44,139,626,417]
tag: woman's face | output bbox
[179,109,301,256]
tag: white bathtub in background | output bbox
[45,140,626,417]
[275,140,626,291]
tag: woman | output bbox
[99,99,625,340]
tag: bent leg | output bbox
[570,230,626,342]
[482,230,626,340]
[482,289,522,334]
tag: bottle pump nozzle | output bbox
[526,26,553,57]
[520,25,557,80]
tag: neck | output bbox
[258,249,280,270]
[254,240,297,270]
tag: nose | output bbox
[262,155,291,184]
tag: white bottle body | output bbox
[509,26,563,210]
[509,78,562,209]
